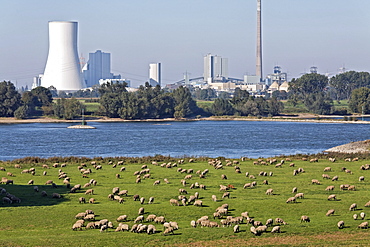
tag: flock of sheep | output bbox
[2,155,370,240]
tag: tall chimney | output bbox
[256,0,262,81]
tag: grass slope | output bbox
[1,156,370,246]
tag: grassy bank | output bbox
[1,155,370,246]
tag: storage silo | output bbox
[42,21,86,91]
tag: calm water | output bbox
[0,120,368,161]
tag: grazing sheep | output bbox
[147,224,156,234]
[89,198,95,204]
[322,174,331,179]
[311,179,321,185]
[271,225,281,233]
[190,220,196,228]
[2,197,12,204]
[27,180,34,185]
[75,212,87,219]
[324,167,331,172]
[349,203,357,211]
[358,222,369,229]
[117,215,128,222]
[33,186,39,192]
[72,222,83,231]
[360,212,366,220]
[179,188,187,194]
[79,197,86,203]
[170,199,179,206]
[275,218,287,225]
[222,192,230,199]
[134,215,144,223]
[300,215,310,223]
[328,194,337,201]
[326,209,335,216]
[193,200,203,207]
[212,195,217,202]
[266,218,273,226]
[140,197,145,204]
[365,201,370,207]
[325,186,335,191]
[353,214,358,220]
[295,193,304,199]
[112,187,120,194]
[233,224,239,233]
[146,214,156,222]
[163,226,174,235]
[148,197,154,204]
[138,207,145,215]
[153,180,160,186]
[292,187,298,193]
[100,225,108,232]
[154,216,165,224]
[45,180,53,185]
[337,221,344,229]
[340,184,350,190]
[85,189,94,195]
[118,190,128,196]
[266,188,274,195]
[286,197,296,203]
[52,193,61,199]
[133,194,140,201]
[84,214,95,221]
[41,191,47,197]
[331,176,339,181]
[348,185,356,191]
[359,176,365,182]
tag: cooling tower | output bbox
[42,21,85,91]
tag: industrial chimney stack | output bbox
[256,0,262,81]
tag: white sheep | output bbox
[271,225,281,233]
[233,224,239,233]
[337,221,344,229]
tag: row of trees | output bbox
[99,82,200,119]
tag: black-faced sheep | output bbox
[337,220,344,229]
[300,215,310,223]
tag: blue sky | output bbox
[1,0,370,87]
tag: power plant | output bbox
[256,0,263,81]
[41,21,86,91]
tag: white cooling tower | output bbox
[42,21,86,91]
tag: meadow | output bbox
[1,154,370,246]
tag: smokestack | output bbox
[256,0,262,81]
[42,21,86,91]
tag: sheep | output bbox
[322,174,331,179]
[72,222,83,231]
[140,197,145,204]
[292,187,298,193]
[328,194,337,201]
[84,214,95,221]
[41,191,47,197]
[345,169,353,174]
[311,179,321,185]
[349,203,357,211]
[300,215,310,223]
[266,218,273,226]
[286,197,296,203]
[266,188,274,195]
[117,190,128,197]
[117,215,128,222]
[146,214,156,222]
[348,185,356,191]
[326,209,335,216]
[154,216,165,224]
[359,176,365,182]
[353,214,358,220]
[112,187,120,194]
[194,192,199,199]
[340,184,350,190]
[2,197,12,204]
[89,198,95,204]
[295,193,304,199]
[275,218,287,225]
[212,195,217,202]
[233,224,240,233]
[79,197,86,203]
[271,225,281,233]
[331,176,339,181]
[75,212,87,219]
[325,186,335,191]
[27,180,34,185]
[222,192,230,199]
[179,188,188,194]
[365,201,370,207]
[153,180,160,185]
[148,196,154,204]
[138,207,145,215]
[52,193,61,199]
[100,225,108,232]
[337,221,344,229]
[193,200,203,206]
[170,199,179,206]
[358,222,369,229]
[147,224,156,234]
[133,194,140,201]
[134,215,144,223]
[163,226,174,235]
[324,167,332,172]
[33,186,39,192]
[5,179,13,185]
[85,189,94,195]
[45,180,53,185]
[169,221,179,230]
[135,177,141,183]
[360,212,366,220]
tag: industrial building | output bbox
[82,50,121,88]
[149,63,161,86]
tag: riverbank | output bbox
[0,114,369,124]
[325,139,370,154]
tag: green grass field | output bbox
[1,155,370,246]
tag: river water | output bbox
[0,120,368,161]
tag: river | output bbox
[0,120,368,160]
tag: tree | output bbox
[304,92,333,115]
[329,71,370,100]
[172,86,199,118]
[289,73,328,97]
[52,98,84,120]
[211,98,234,116]
[31,87,53,107]
[348,87,370,114]
[0,81,22,117]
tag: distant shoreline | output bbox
[0,114,369,124]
